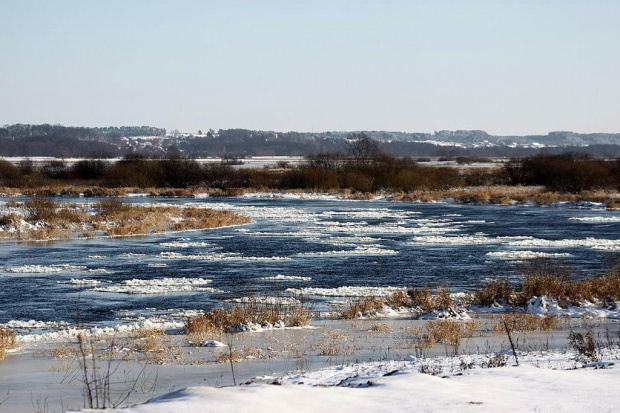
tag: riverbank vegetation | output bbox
[1,136,619,206]
[336,259,620,321]
[0,197,250,241]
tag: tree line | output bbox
[1,135,619,193]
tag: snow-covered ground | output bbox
[83,349,620,413]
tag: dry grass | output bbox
[340,296,385,319]
[470,258,620,309]
[492,314,558,334]
[407,288,435,312]
[0,196,250,241]
[216,350,244,364]
[185,300,312,345]
[384,291,410,309]
[313,329,355,357]
[0,328,17,360]
[131,328,183,364]
[367,323,393,333]
[51,344,84,359]
[473,279,514,306]
[3,182,617,207]
[426,320,478,353]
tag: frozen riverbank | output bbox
[1,317,619,412]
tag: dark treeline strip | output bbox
[0,137,618,192]
[0,124,165,139]
[1,144,619,195]
[0,136,123,157]
[3,124,620,158]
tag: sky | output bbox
[1,0,619,136]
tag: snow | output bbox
[92,277,221,295]
[296,246,398,257]
[412,234,620,252]
[0,319,69,330]
[159,241,214,248]
[2,264,87,273]
[225,296,301,305]
[569,216,620,222]
[486,250,572,259]
[17,319,185,343]
[200,340,227,347]
[158,251,292,261]
[260,275,313,282]
[419,308,472,320]
[286,286,404,297]
[84,351,620,413]
[526,296,620,319]
[57,278,104,285]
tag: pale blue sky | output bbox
[1,1,619,135]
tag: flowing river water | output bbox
[1,196,619,331]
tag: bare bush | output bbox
[0,329,16,361]
[569,329,599,363]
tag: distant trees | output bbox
[502,154,617,192]
[347,133,379,167]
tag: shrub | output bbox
[0,328,17,361]
[384,291,411,309]
[23,195,58,221]
[473,279,514,306]
[492,314,557,334]
[340,296,385,319]
[72,159,107,180]
[569,329,599,362]
[407,288,434,312]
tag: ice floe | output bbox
[259,275,312,282]
[486,251,572,259]
[569,216,620,222]
[296,246,398,257]
[57,278,104,285]
[159,241,215,248]
[0,319,69,330]
[526,296,620,319]
[92,277,221,295]
[158,251,291,261]
[286,286,404,297]
[2,264,87,273]
[225,296,301,305]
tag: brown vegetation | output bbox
[0,328,17,360]
[472,261,620,308]
[340,261,620,321]
[2,151,618,203]
[184,300,312,345]
[0,196,250,241]
[340,296,385,319]
[492,314,557,334]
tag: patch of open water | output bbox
[1,197,619,327]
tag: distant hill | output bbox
[1,124,619,158]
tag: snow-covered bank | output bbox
[83,350,620,413]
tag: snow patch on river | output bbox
[92,278,221,295]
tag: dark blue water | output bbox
[1,197,619,325]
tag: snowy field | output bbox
[80,349,620,412]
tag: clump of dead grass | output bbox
[1,196,250,241]
[131,328,182,364]
[313,329,355,357]
[0,328,17,360]
[367,323,393,333]
[472,261,620,309]
[492,314,558,334]
[185,300,312,345]
[340,296,385,319]
[473,279,514,306]
[426,320,478,355]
